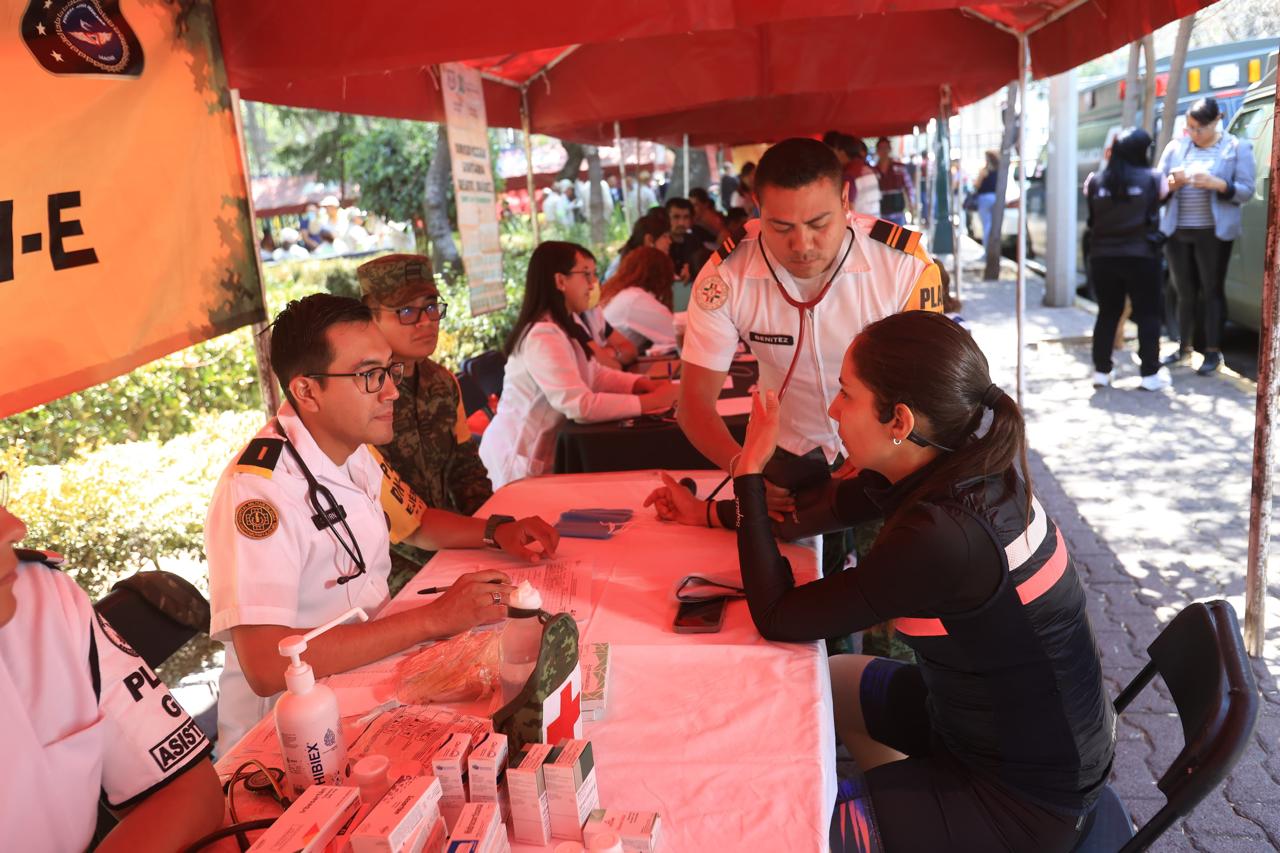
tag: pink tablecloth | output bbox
[218,470,836,852]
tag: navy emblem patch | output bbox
[22,0,145,77]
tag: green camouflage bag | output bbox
[492,610,581,754]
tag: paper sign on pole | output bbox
[0,1,264,418]
[440,62,506,317]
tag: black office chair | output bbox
[455,370,490,419]
[462,350,507,412]
[1074,599,1259,852]
[94,570,211,670]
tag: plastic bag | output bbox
[395,629,501,704]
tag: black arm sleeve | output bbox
[714,470,891,537]
[733,474,1002,643]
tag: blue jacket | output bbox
[1157,132,1256,241]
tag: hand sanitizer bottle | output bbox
[274,607,369,796]
[500,581,544,704]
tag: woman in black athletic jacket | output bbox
[647,310,1114,853]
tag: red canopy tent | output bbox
[215,0,1210,143]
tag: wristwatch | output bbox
[483,515,516,549]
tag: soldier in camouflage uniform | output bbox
[359,254,495,592]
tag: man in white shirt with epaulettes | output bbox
[206,294,560,748]
[678,137,944,513]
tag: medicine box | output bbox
[248,784,360,853]
[431,732,473,831]
[506,743,554,846]
[444,802,509,853]
[467,732,510,820]
[544,739,600,841]
[349,775,443,853]
[585,809,663,853]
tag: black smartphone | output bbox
[673,597,728,634]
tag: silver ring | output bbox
[491,591,502,605]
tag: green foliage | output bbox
[346,121,437,227]
[7,410,263,601]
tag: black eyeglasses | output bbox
[567,269,599,283]
[385,302,448,324]
[306,361,406,394]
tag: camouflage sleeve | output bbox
[444,372,494,515]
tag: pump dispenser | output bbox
[275,607,369,796]
[500,581,544,703]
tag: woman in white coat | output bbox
[480,241,679,488]
[600,246,678,353]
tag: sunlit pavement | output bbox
[956,238,1280,849]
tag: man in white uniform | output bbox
[678,137,943,514]
[0,491,223,851]
[207,295,560,747]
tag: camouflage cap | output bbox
[357,253,437,306]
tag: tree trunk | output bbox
[424,125,461,277]
[1141,36,1158,136]
[585,145,606,247]
[1157,16,1197,156]
[670,146,713,197]
[242,100,267,176]
[984,83,1018,281]
[558,142,586,181]
[1121,42,1141,129]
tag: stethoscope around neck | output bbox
[274,420,366,586]
[704,227,856,502]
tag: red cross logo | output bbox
[545,681,581,744]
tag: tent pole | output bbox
[682,133,690,196]
[1015,32,1028,408]
[520,88,540,246]
[1244,81,1280,657]
[229,89,280,419]
[943,86,961,301]
[615,121,631,230]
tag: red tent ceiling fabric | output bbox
[214,0,1213,145]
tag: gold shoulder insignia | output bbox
[868,219,922,255]
[233,437,284,480]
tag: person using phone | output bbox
[646,311,1113,853]
[1157,96,1257,375]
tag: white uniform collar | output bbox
[273,402,361,489]
[741,220,870,291]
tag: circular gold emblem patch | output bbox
[235,499,279,540]
[695,275,730,311]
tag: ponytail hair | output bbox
[850,310,1033,522]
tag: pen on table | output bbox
[418,578,504,595]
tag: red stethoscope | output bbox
[704,226,856,501]
[758,226,856,402]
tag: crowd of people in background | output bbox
[259,194,417,262]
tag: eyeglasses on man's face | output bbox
[567,269,599,284]
[306,361,406,394]
[385,301,448,325]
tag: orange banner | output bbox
[0,0,264,418]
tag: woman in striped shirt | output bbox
[1157,96,1257,375]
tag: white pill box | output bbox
[584,809,663,853]
[468,732,510,820]
[507,742,554,846]
[444,802,509,853]
[349,775,443,853]
[248,785,361,853]
[431,732,473,832]
[544,739,600,841]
